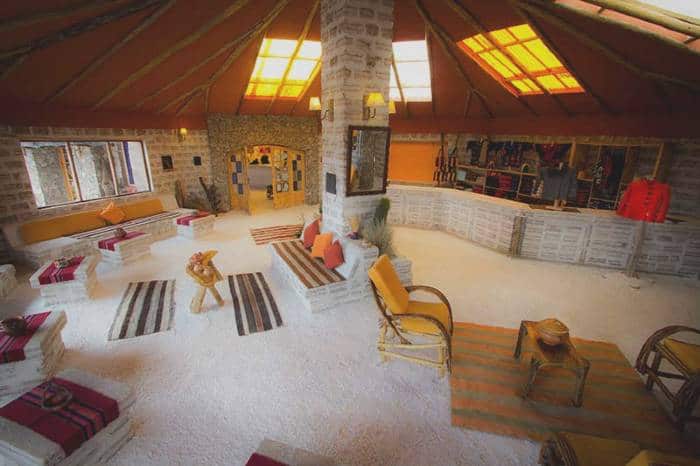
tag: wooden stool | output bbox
[185,251,224,314]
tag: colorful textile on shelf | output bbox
[38,257,84,285]
[271,241,345,289]
[176,211,210,226]
[617,179,671,223]
[108,280,175,341]
[249,224,303,245]
[450,322,685,451]
[97,232,144,251]
[0,312,51,364]
[227,273,282,336]
[0,377,119,456]
[245,453,288,466]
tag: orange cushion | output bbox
[368,254,409,314]
[311,233,333,258]
[324,240,344,269]
[303,219,320,249]
[99,202,126,225]
[20,211,106,244]
[121,198,164,221]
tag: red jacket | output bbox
[617,179,670,223]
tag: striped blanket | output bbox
[250,224,303,245]
[228,273,282,336]
[97,232,144,251]
[0,312,51,364]
[108,280,175,341]
[451,322,685,451]
[272,240,344,289]
[71,211,183,240]
[38,257,84,285]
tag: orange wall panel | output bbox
[388,142,440,183]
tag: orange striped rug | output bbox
[451,322,685,451]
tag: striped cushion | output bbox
[272,240,345,289]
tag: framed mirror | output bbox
[346,125,391,197]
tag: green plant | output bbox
[374,197,390,224]
[362,219,395,258]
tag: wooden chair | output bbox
[635,325,700,430]
[368,254,453,377]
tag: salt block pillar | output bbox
[320,0,394,235]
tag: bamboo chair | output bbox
[635,325,700,430]
[368,255,453,377]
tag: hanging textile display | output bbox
[539,166,578,202]
[617,179,671,223]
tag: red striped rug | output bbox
[250,224,303,245]
[451,322,685,451]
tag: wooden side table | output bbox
[514,320,591,407]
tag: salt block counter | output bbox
[386,185,700,278]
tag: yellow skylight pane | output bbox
[491,50,520,75]
[506,44,545,72]
[511,80,531,93]
[402,87,431,102]
[522,78,538,91]
[474,34,493,49]
[524,39,562,69]
[480,51,514,78]
[248,83,279,97]
[490,29,516,45]
[558,73,581,89]
[297,41,321,59]
[462,37,483,53]
[256,57,289,80]
[265,39,297,56]
[508,24,536,40]
[279,85,303,98]
[536,75,565,91]
[287,59,316,82]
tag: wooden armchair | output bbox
[635,325,700,430]
[368,255,453,377]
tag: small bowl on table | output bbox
[535,318,569,347]
[0,316,28,337]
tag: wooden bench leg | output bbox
[191,286,206,313]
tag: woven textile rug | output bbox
[108,280,175,341]
[249,224,303,245]
[451,322,684,451]
[227,273,282,336]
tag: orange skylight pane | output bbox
[490,29,516,45]
[524,39,562,69]
[536,75,566,91]
[506,44,545,72]
[480,51,515,78]
[509,24,536,40]
[462,37,483,52]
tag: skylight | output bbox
[458,24,584,96]
[390,40,432,102]
[245,38,322,100]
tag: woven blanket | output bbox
[70,211,183,240]
[0,312,51,364]
[272,241,344,289]
[228,273,282,336]
[97,232,145,251]
[249,224,303,245]
[176,212,210,226]
[108,280,175,341]
[38,257,83,285]
[0,377,119,456]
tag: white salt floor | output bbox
[2,206,700,465]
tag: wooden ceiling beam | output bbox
[0,0,117,33]
[443,0,569,116]
[414,0,494,118]
[45,0,176,104]
[159,0,290,115]
[0,0,163,80]
[425,24,437,117]
[391,58,410,118]
[519,1,700,93]
[92,0,251,110]
[265,0,319,115]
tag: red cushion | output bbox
[324,240,344,269]
[303,219,320,249]
[245,453,287,466]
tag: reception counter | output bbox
[386,184,700,278]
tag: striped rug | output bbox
[271,240,344,289]
[227,273,282,336]
[451,322,685,451]
[108,280,175,341]
[249,224,303,245]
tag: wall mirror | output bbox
[346,125,391,196]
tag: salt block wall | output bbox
[0,125,211,263]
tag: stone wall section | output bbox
[0,125,211,263]
[206,114,320,210]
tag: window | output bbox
[458,24,584,96]
[21,140,151,208]
[245,38,322,99]
[390,40,433,102]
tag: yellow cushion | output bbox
[661,338,700,374]
[399,300,451,335]
[368,254,409,314]
[626,449,700,466]
[99,202,126,225]
[559,432,639,466]
[120,198,163,221]
[311,233,333,258]
[20,211,106,244]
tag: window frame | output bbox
[391,40,433,103]
[20,139,152,210]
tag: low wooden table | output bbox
[29,255,98,305]
[513,320,591,407]
[97,231,152,265]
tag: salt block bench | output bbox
[97,232,152,265]
[29,255,99,305]
[0,264,17,298]
[174,212,215,239]
[271,237,412,313]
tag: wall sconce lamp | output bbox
[388,100,396,115]
[363,92,385,120]
[178,127,188,142]
[309,96,334,121]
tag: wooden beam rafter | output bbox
[265,0,319,114]
[0,0,117,33]
[0,0,164,80]
[45,0,177,104]
[425,24,437,117]
[92,0,251,110]
[414,0,494,118]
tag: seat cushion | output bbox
[303,219,320,249]
[323,240,344,269]
[368,254,409,314]
[20,211,106,244]
[661,338,700,374]
[99,202,126,225]
[121,198,164,221]
[311,233,333,258]
[626,450,700,466]
[557,432,639,466]
[400,301,451,335]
